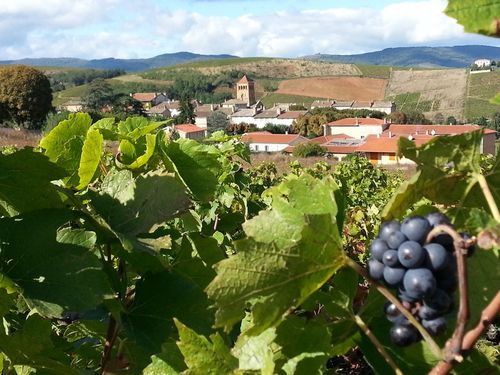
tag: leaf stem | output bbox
[353,314,403,375]
[345,257,443,359]
[475,173,500,222]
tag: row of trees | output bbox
[48,68,125,92]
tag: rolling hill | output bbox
[0,52,238,72]
[303,45,500,68]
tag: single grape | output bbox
[390,323,420,346]
[387,231,408,250]
[383,266,406,286]
[370,239,389,262]
[422,317,447,336]
[418,304,441,320]
[384,302,403,322]
[379,220,401,241]
[426,212,451,228]
[424,289,452,313]
[398,241,425,268]
[382,250,400,267]
[403,268,436,299]
[368,258,385,280]
[398,287,419,303]
[401,216,432,244]
[436,273,457,293]
[423,243,448,272]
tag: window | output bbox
[265,145,269,152]
[255,145,259,151]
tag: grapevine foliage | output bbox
[0,113,498,374]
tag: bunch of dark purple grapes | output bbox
[367,212,467,346]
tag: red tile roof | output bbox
[310,134,354,144]
[132,93,158,102]
[241,133,305,144]
[174,124,206,134]
[277,111,308,119]
[238,74,253,84]
[327,117,387,126]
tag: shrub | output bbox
[292,142,325,157]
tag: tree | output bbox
[81,78,114,112]
[389,111,408,124]
[433,112,445,124]
[176,97,196,124]
[292,142,325,157]
[207,111,229,132]
[475,116,488,127]
[446,115,458,125]
[0,65,53,129]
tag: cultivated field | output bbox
[154,59,361,79]
[386,69,468,120]
[276,76,388,101]
[465,71,500,120]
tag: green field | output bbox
[260,93,327,108]
[355,64,392,79]
[465,71,500,120]
[386,92,434,112]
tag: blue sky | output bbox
[0,0,499,60]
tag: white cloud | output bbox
[0,0,498,60]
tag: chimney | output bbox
[384,118,387,124]
[355,117,359,126]
[285,130,289,135]
[276,107,282,116]
[426,130,429,135]
[322,124,327,137]
[431,129,436,136]
[377,133,380,138]
[389,131,392,137]
[210,104,214,111]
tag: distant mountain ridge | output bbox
[2,45,500,71]
[0,52,238,72]
[302,45,500,68]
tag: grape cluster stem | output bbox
[426,225,471,364]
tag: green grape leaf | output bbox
[0,209,112,318]
[77,127,103,189]
[383,132,485,219]
[0,315,80,375]
[39,112,92,161]
[90,168,191,236]
[143,355,180,375]
[232,323,276,374]
[122,271,213,368]
[466,249,500,329]
[118,133,156,169]
[445,0,500,37]
[275,316,331,375]
[91,117,119,140]
[162,139,222,202]
[117,116,162,140]
[0,149,67,216]
[40,112,104,188]
[206,175,345,334]
[174,319,238,375]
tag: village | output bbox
[64,74,495,166]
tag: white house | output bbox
[323,117,390,139]
[241,132,307,152]
[474,59,491,68]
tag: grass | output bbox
[260,93,327,108]
[465,71,500,120]
[356,64,392,79]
